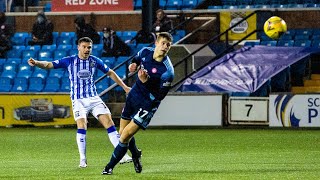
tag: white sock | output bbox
[76,129,86,160]
[107,126,120,147]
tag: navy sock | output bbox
[107,142,128,168]
[128,136,139,157]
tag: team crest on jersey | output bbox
[152,68,157,73]
[90,60,96,68]
[77,69,91,80]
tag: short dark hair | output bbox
[157,32,173,42]
[78,37,93,45]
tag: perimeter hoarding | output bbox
[0,94,75,127]
[52,0,133,12]
[220,11,257,40]
[269,94,320,127]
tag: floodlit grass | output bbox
[0,128,319,179]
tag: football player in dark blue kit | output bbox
[102,32,174,175]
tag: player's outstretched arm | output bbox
[107,69,131,94]
[28,58,53,69]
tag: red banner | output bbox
[52,0,133,12]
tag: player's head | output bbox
[154,32,173,57]
[77,37,93,59]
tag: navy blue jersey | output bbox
[122,47,174,129]
[52,55,110,100]
[131,47,174,101]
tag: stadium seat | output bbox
[38,50,53,61]
[166,0,183,10]
[6,49,22,59]
[96,77,110,94]
[260,40,277,46]
[312,39,320,48]
[243,41,260,47]
[0,77,12,92]
[294,40,311,47]
[3,63,17,72]
[295,29,313,36]
[69,49,78,56]
[100,57,116,68]
[182,0,197,9]
[60,77,70,92]
[25,45,41,51]
[6,58,22,64]
[60,32,76,38]
[56,37,72,46]
[93,44,103,52]
[22,50,37,61]
[32,68,48,79]
[279,34,293,40]
[91,49,101,57]
[134,0,142,10]
[57,45,72,51]
[13,32,30,39]
[41,44,57,52]
[11,77,28,92]
[48,69,65,79]
[10,36,25,46]
[44,2,52,12]
[294,34,310,40]
[277,40,294,47]
[54,50,68,59]
[116,56,130,65]
[43,77,60,92]
[159,0,167,9]
[1,71,16,79]
[28,77,44,92]
[122,31,137,38]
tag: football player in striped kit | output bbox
[102,32,174,175]
[28,37,132,168]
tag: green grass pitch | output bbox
[0,128,319,179]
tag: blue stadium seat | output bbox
[182,0,197,9]
[176,30,186,38]
[22,50,37,61]
[243,41,260,47]
[122,31,137,38]
[279,34,293,40]
[166,0,183,10]
[6,49,22,59]
[91,49,101,57]
[287,3,304,8]
[56,37,72,45]
[208,5,223,9]
[69,49,78,56]
[294,34,310,40]
[1,71,16,79]
[259,34,273,41]
[54,50,68,59]
[295,29,313,36]
[312,39,320,48]
[32,68,48,79]
[222,5,238,9]
[38,50,53,61]
[254,4,270,8]
[277,40,294,47]
[159,0,167,9]
[100,57,116,68]
[0,77,12,92]
[43,77,60,92]
[13,32,30,39]
[16,64,33,79]
[44,2,52,12]
[11,36,25,46]
[57,45,72,51]
[96,77,110,94]
[6,58,22,64]
[42,44,57,52]
[25,45,41,51]
[93,44,103,52]
[28,77,44,92]
[260,40,277,46]
[60,32,76,38]
[284,29,296,36]
[48,69,64,79]
[116,56,130,65]
[3,63,17,72]
[60,77,70,92]
[221,0,237,5]
[294,40,311,47]
[11,77,28,92]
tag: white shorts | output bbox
[71,96,110,121]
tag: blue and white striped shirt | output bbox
[52,55,109,100]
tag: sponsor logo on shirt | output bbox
[163,81,171,87]
[77,69,91,80]
[152,68,157,73]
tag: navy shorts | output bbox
[121,93,160,130]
